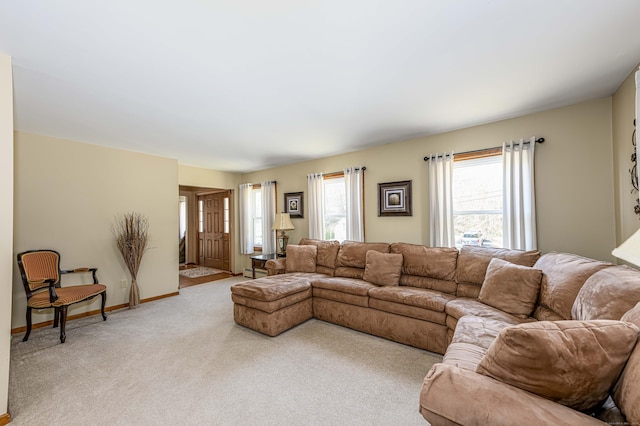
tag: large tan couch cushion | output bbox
[442,316,508,372]
[285,245,317,273]
[534,252,612,320]
[231,273,315,301]
[300,238,340,275]
[420,364,605,426]
[445,297,533,330]
[478,258,542,319]
[613,301,640,424]
[335,241,390,279]
[572,265,640,320]
[477,320,639,411]
[363,251,403,286]
[311,277,377,307]
[455,246,540,298]
[390,243,458,294]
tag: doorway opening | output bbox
[179,185,233,288]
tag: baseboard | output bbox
[10,291,180,335]
[0,412,10,425]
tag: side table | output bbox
[250,253,279,279]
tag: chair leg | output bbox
[59,305,68,344]
[101,291,107,321]
[53,307,60,328]
[23,307,32,342]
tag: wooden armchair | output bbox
[17,249,107,343]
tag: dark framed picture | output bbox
[378,180,412,216]
[284,192,304,218]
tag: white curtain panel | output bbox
[503,138,537,250]
[238,183,254,254]
[344,167,364,242]
[261,181,277,254]
[428,152,455,247]
[307,173,325,240]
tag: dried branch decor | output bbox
[114,212,149,308]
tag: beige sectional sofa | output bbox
[230,239,640,425]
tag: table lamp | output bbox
[272,212,295,257]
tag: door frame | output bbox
[179,185,234,273]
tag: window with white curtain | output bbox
[323,175,346,241]
[453,155,503,249]
[252,186,263,247]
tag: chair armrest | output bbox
[265,258,286,276]
[61,267,99,283]
[420,363,605,426]
[27,278,59,303]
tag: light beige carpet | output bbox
[9,276,441,425]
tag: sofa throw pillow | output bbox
[476,320,639,411]
[478,258,543,319]
[363,251,403,286]
[285,245,317,273]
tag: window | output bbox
[323,175,346,241]
[453,155,503,249]
[223,196,230,234]
[252,186,262,247]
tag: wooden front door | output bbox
[198,191,231,270]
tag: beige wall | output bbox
[0,54,13,418]
[612,67,640,245]
[242,97,617,263]
[178,165,243,273]
[12,132,179,329]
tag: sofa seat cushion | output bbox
[477,320,640,412]
[311,277,376,296]
[367,287,455,325]
[445,297,533,326]
[455,246,540,298]
[369,286,454,312]
[231,273,322,302]
[534,252,612,320]
[572,265,640,321]
[443,315,512,371]
[311,277,376,307]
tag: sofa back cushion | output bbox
[335,241,390,279]
[477,320,639,412]
[285,245,317,273]
[455,246,540,298]
[478,258,543,319]
[299,238,340,276]
[533,252,612,321]
[613,302,640,424]
[390,243,458,294]
[572,265,640,321]
[362,251,403,286]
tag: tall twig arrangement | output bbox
[114,212,149,308]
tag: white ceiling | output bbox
[1,1,639,173]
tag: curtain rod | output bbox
[423,138,545,161]
[317,166,367,177]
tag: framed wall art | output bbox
[378,180,412,216]
[284,192,304,218]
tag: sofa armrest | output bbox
[265,258,286,276]
[420,363,605,426]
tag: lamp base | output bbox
[276,232,289,257]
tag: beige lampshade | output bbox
[272,212,295,231]
[612,228,640,267]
